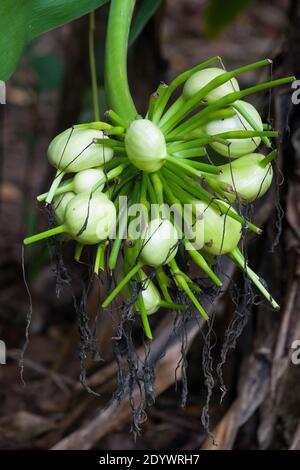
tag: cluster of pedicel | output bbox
[24,57,294,339]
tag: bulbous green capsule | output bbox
[54,192,75,225]
[73,168,105,193]
[64,192,116,245]
[217,153,273,202]
[205,100,263,158]
[48,127,114,173]
[183,67,240,103]
[136,270,161,315]
[202,201,242,255]
[141,218,178,267]
[125,119,167,172]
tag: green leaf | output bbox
[129,0,162,46]
[0,0,109,81]
[204,0,253,37]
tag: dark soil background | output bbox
[0,0,300,450]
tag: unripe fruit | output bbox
[183,67,239,103]
[186,201,205,250]
[48,128,114,173]
[217,153,273,202]
[141,218,178,267]
[125,119,167,172]
[205,100,263,158]
[202,201,242,255]
[73,167,105,194]
[64,193,116,245]
[54,192,75,225]
[136,270,161,315]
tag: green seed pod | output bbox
[125,119,167,172]
[54,192,75,225]
[141,218,178,267]
[217,153,273,202]
[48,128,114,173]
[136,270,161,315]
[202,201,242,255]
[185,201,205,251]
[183,67,239,103]
[205,100,263,158]
[73,167,105,194]
[64,192,116,245]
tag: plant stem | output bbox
[172,158,221,175]
[108,203,128,270]
[105,0,137,121]
[230,247,279,309]
[94,243,106,273]
[211,130,278,140]
[140,172,149,209]
[172,149,206,158]
[136,271,152,339]
[106,126,125,136]
[167,136,228,153]
[74,243,84,261]
[74,121,111,130]
[102,260,143,308]
[147,83,168,121]
[165,155,202,179]
[167,108,235,140]
[89,11,100,121]
[37,180,73,202]
[91,163,129,193]
[158,96,186,128]
[24,225,66,245]
[45,170,65,205]
[260,149,277,168]
[105,110,128,128]
[169,259,208,320]
[187,247,222,287]
[159,300,187,311]
[156,266,172,302]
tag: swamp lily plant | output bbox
[24,0,294,340]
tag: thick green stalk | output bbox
[94,243,107,274]
[74,243,84,262]
[136,271,153,339]
[24,225,65,245]
[156,266,172,302]
[45,170,65,205]
[230,248,279,309]
[167,108,235,140]
[159,300,187,311]
[169,259,208,320]
[105,0,137,121]
[260,149,277,167]
[37,180,72,202]
[102,261,143,308]
[172,149,206,159]
[89,11,100,121]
